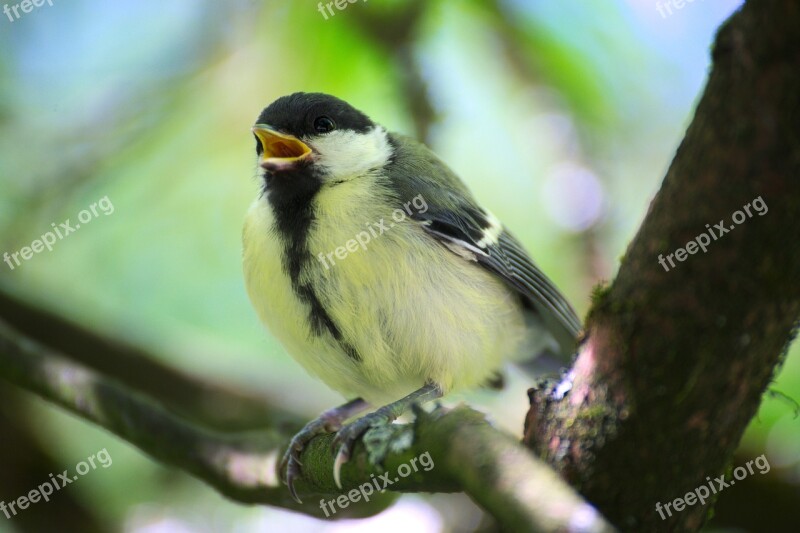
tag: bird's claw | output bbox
[332,446,349,490]
[285,464,302,504]
[330,409,392,489]
[280,404,391,498]
[280,418,337,504]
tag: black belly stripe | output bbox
[295,284,362,362]
[340,341,362,362]
[264,170,361,363]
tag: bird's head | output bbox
[252,93,392,187]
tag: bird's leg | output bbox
[331,381,443,488]
[281,397,369,503]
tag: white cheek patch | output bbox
[310,127,392,179]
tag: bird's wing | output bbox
[384,133,581,357]
[415,205,581,355]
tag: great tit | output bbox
[243,92,581,501]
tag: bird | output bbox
[242,92,581,502]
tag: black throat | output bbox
[263,168,321,284]
[263,169,362,362]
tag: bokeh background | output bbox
[1,0,797,531]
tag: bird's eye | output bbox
[314,116,336,133]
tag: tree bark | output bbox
[0,315,613,532]
[0,1,797,531]
[525,1,800,530]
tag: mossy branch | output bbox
[525,1,800,530]
[0,315,612,532]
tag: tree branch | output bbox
[0,316,613,531]
[0,289,286,431]
[3,3,794,531]
[525,1,800,530]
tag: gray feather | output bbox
[383,132,581,359]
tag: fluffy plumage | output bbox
[243,93,580,406]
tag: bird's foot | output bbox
[280,417,336,503]
[280,398,368,503]
[329,382,443,488]
[331,405,396,489]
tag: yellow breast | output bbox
[242,180,529,405]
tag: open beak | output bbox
[252,125,312,172]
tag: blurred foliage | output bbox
[1,0,796,531]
